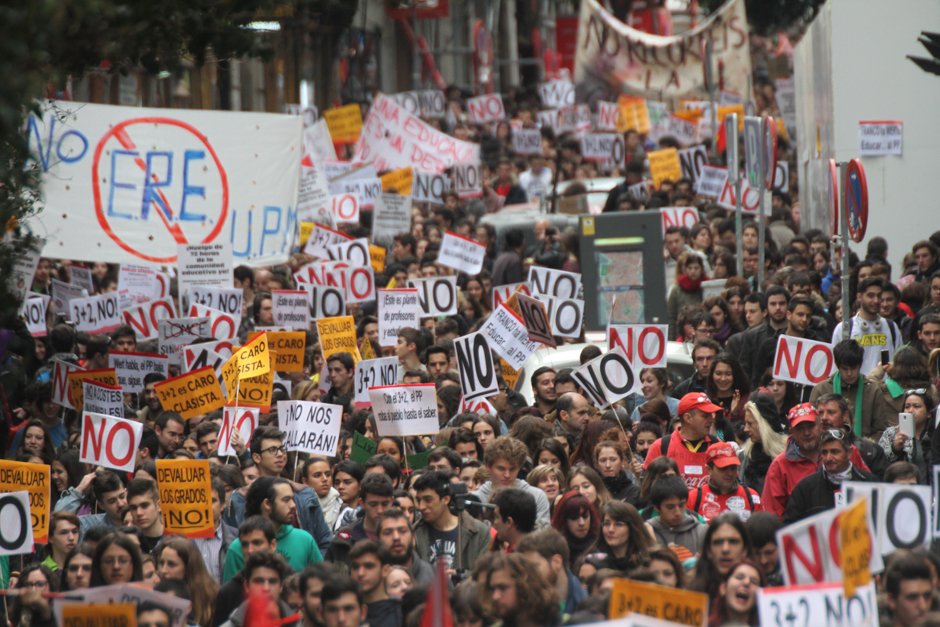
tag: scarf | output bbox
[567,532,597,564]
[833,372,865,436]
[677,273,707,291]
[745,444,774,482]
[714,322,733,342]
[826,462,854,485]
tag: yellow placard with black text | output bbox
[235,332,270,379]
[267,331,306,372]
[842,497,871,598]
[317,316,362,363]
[324,104,363,144]
[63,603,136,627]
[370,245,387,273]
[229,371,273,411]
[156,459,214,538]
[648,148,682,189]
[609,578,707,627]
[68,368,118,410]
[0,460,51,543]
[153,366,225,420]
[380,167,413,194]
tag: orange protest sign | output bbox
[717,104,745,130]
[324,104,363,144]
[268,331,306,372]
[842,497,871,598]
[500,358,520,392]
[673,108,704,123]
[380,166,414,194]
[220,353,240,401]
[63,603,136,627]
[0,460,51,543]
[229,371,273,411]
[156,459,214,538]
[616,95,651,134]
[67,368,118,410]
[648,148,682,188]
[235,332,270,379]
[300,222,315,247]
[370,245,387,273]
[153,366,225,420]
[317,316,362,363]
[609,578,708,626]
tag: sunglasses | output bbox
[826,429,845,440]
[905,389,928,396]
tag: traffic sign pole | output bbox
[725,114,743,277]
[756,120,768,290]
[839,161,851,342]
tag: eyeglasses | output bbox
[262,446,287,456]
[102,557,131,567]
[905,389,928,396]
[826,429,845,440]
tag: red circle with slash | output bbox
[92,118,229,264]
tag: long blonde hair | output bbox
[740,401,788,459]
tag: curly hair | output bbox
[481,553,559,625]
[483,435,528,468]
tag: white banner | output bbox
[354,356,399,405]
[83,381,124,417]
[80,412,143,473]
[369,383,439,437]
[219,407,259,457]
[378,289,421,347]
[70,292,121,334]
[479,304,539,371]
[278,400,343,456]
[109,351,169,394]
[437,232,486,275]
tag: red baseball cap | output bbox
[788,402,818,427]
[706,442,740,468]
[677,392,723,415]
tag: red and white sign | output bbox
[70,293,122,334]
[122,298,178,342]
[109,352,169,394]
[609,325,668,368]
[219,407,259,456]
[493,282,530,309]
[772,335,836,387]
[22,295,49,338]
[343,266,375,303]
[52,360,84,408]
[461,396,497,416]
[187,303,239,340]
[80,412,143,473]
[83,381,124,417]
[717,174,760,214]
[183,345,227,383]
[596,101,619,131]
[659,207,700,236]
[466,94,505,124]
[331,194,359,224]
[304,224,353,260]
[437,232,487,275]
[326,238,371,268]
[538,80,575,108]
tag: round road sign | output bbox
[845,158,868,243]
[828,159,838,235]
[763,117,777,189]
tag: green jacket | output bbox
[222,524,322,583]
[413,511,491,573]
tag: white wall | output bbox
[796,0,940,272]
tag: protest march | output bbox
[2,1,940,627]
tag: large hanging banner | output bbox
[574,0,751,101]
[25,100,302,267]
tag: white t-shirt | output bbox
[518,167,553,202]
[831,315,902,376]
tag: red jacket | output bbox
[643,431,717,489]
[688,482,762,522]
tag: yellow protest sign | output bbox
[717,104,745,130]
[380,166,414,194]
[609,578,708,627]
[370,245,387,273]
[68,368,118,410]
[268,331,306,372]
[616,95,650,134]
[673,108,704,123]
[0,460,51,543]
[235,332,270,379]
[500,358,520,392]
[300,222,315,247]
[156,459,214,538]
[360,336,376,360]
[220,353,240,400]
[841,497,871,598]
[317,316,361,363]
[648,148,682,188]
[63,603,136,627]
[230,371,273,411]
[324,103,363,144]
[154,366,225,420]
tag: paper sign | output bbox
[158,316,210,365]
[757,582,877,627]
[408,276,458,317]
[859,121,902,156]
[581,133,623,162]
[378,289,421,347]
[187,286,242,316]
[122,298,178,342]
[109,351,169,394]
[572,346,636,408]
[63,603,136,627]
[617,95,651,134]
[235,333,270,379]
[412,169,450,205]
[841,497,871,597]
[301,284,347,320]
[514,293,556,347]
[327,237,372,268]
[479,303,538,370]
[117,263,158,310]
[230,372,273,411]
[0,460,50,544]
[155,459,214,538]
[331,193,360,224]
[466,94,506,124]
[513,129,543,155]
[68,265,94,294]
[609,578,707,626]
[535,295,585,338]
[372,193,413,245]
[69,292,121,334]
[267,331,306,372]
[369,245,387,273]
[695,165,728,197]
[843,481,932,556]
[369,383,439,436]
[772,335,836,387]
[9,239,43,305]
[330,176,382,209]
[343,266,376,303]
[596,100,619,131]
[154,366,225,420]
[80,412,142,473]
[453,332,500,402]
[648,148,682,188]
[0,491,36,556]
[54,585,191,627]
[22,295,48,337]
[317,316,361,363]
[628,181,650,199]
[609,325,669,369]
[278,400,344,456]
[380,167,414,194]
[186,302,240,341]
[539,80,575,108]
[68,368,118,410]
[437,232,486,275]
[82,381,123,417]
[660,207,701,235]
[528,266,581,299]
[177,243,233,296]
[272,290,310,330]
[453,162,483,198]
[678,145,708,185]
[51,279,88,319]
[354,356,399,404]
[52,360,84,408]
[218,407,258,457]
[305,224,353,259]
[324,103,364,144]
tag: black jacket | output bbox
[783,465,877,524]
[602,471,642,508]
[845,432,888,480]
[671,373,707,399]
[212,571,245,627]
[738,322,781,389]
[366,599,403,627]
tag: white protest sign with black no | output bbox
[479,304,539,371]
[343,266,375,304]
[535,295,584,338]
[466,94,505,124]
[528,266,581,299]
[0,492,35,556]
[219,407,259,457]
[354,356,399,405]
[369,383,439,437]
[300,284,347,319]
[419,90,446,118]
[581,134,619,161]
[70,292,121,334]
[272,290,310,330]
[773,335,836,387]
[326,238,371,268]
[22,295,49,338]
[372,193,413,245]
[454,332,500,402]
[187,286,242,316]
[757,582,877,627]
[628,181,650,199]
[412,170,450,205]
[678,145,708,185]
[437,232,487,275]
[453,162,483,198]
[844,481,932,555]
[512,129,543,155]
[83,381,124,417]
[305,224,353,259]
[514,293,556,347]
[571,346,636,409]
[539,80,575,108]
[278,400,343,456]
[408,276,458,317]
[378,289,421,347]
[80,412,143,473]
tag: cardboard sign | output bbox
[859,121,902,156]
[512,129,543,155]
[109,351,169,394]
[354,356,399,405]
[616,95,651,134]
[67,265,94,294]
[659,207,700,236]
[453,162,483,198]
[218,407,258,457]
[330,176,382,209]
[609,325,669,369]
[235,333,270,379]
[380,166,414,194]
[412,169,450,205]
[648,148,682,188]
[0,460,50,544]
[301,284,347,319]
[369,383,439,436]
[272,290,310,330]
[323,103,363,144]
[80,412,142,473]
[122,298,178,342]
[0,491,35,556]
[841,498,871,597]
[229,371,273,411]
[772,335,836,387]
[317,316,361,363]
[378,289,421,347]
[408,276,458,317]
[155,459,214,538]
[528,266,581,299]
[678,145,708,185]
[177,243,233,297]
[158,317,210,364]
[479,303,538,370]
[436,232,486,275]
[466,94,505,124]
[453,332,500,402]
[514,293,556,347]
[843,481,932,556]
[278,400,344,456]
[187,286,242,316]
[154,366,225,420]
[22,295,48,337]
[186,302,240,341]
[63,603,136,627]
[535,295,584,338]
[82,381,123,417]
[68,368,118,410]
[539,79,575,108]
[757,582,877,627]
[372,193,413,245]
[9,239,43,305]
[305,223,353,259]
[183,345,227,383]
[695,165,728,198]
[70,292,121,334]
[596,100,619,131]
[51,279,88,318]
[344,266,376,303]
[52,360,84,408]
[267,331,306,372]
[493,282,530,309]
[609,578,707,626]
[572,346,636,409]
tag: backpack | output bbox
[691,485,756,514]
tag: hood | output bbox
[652,513,700,533]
